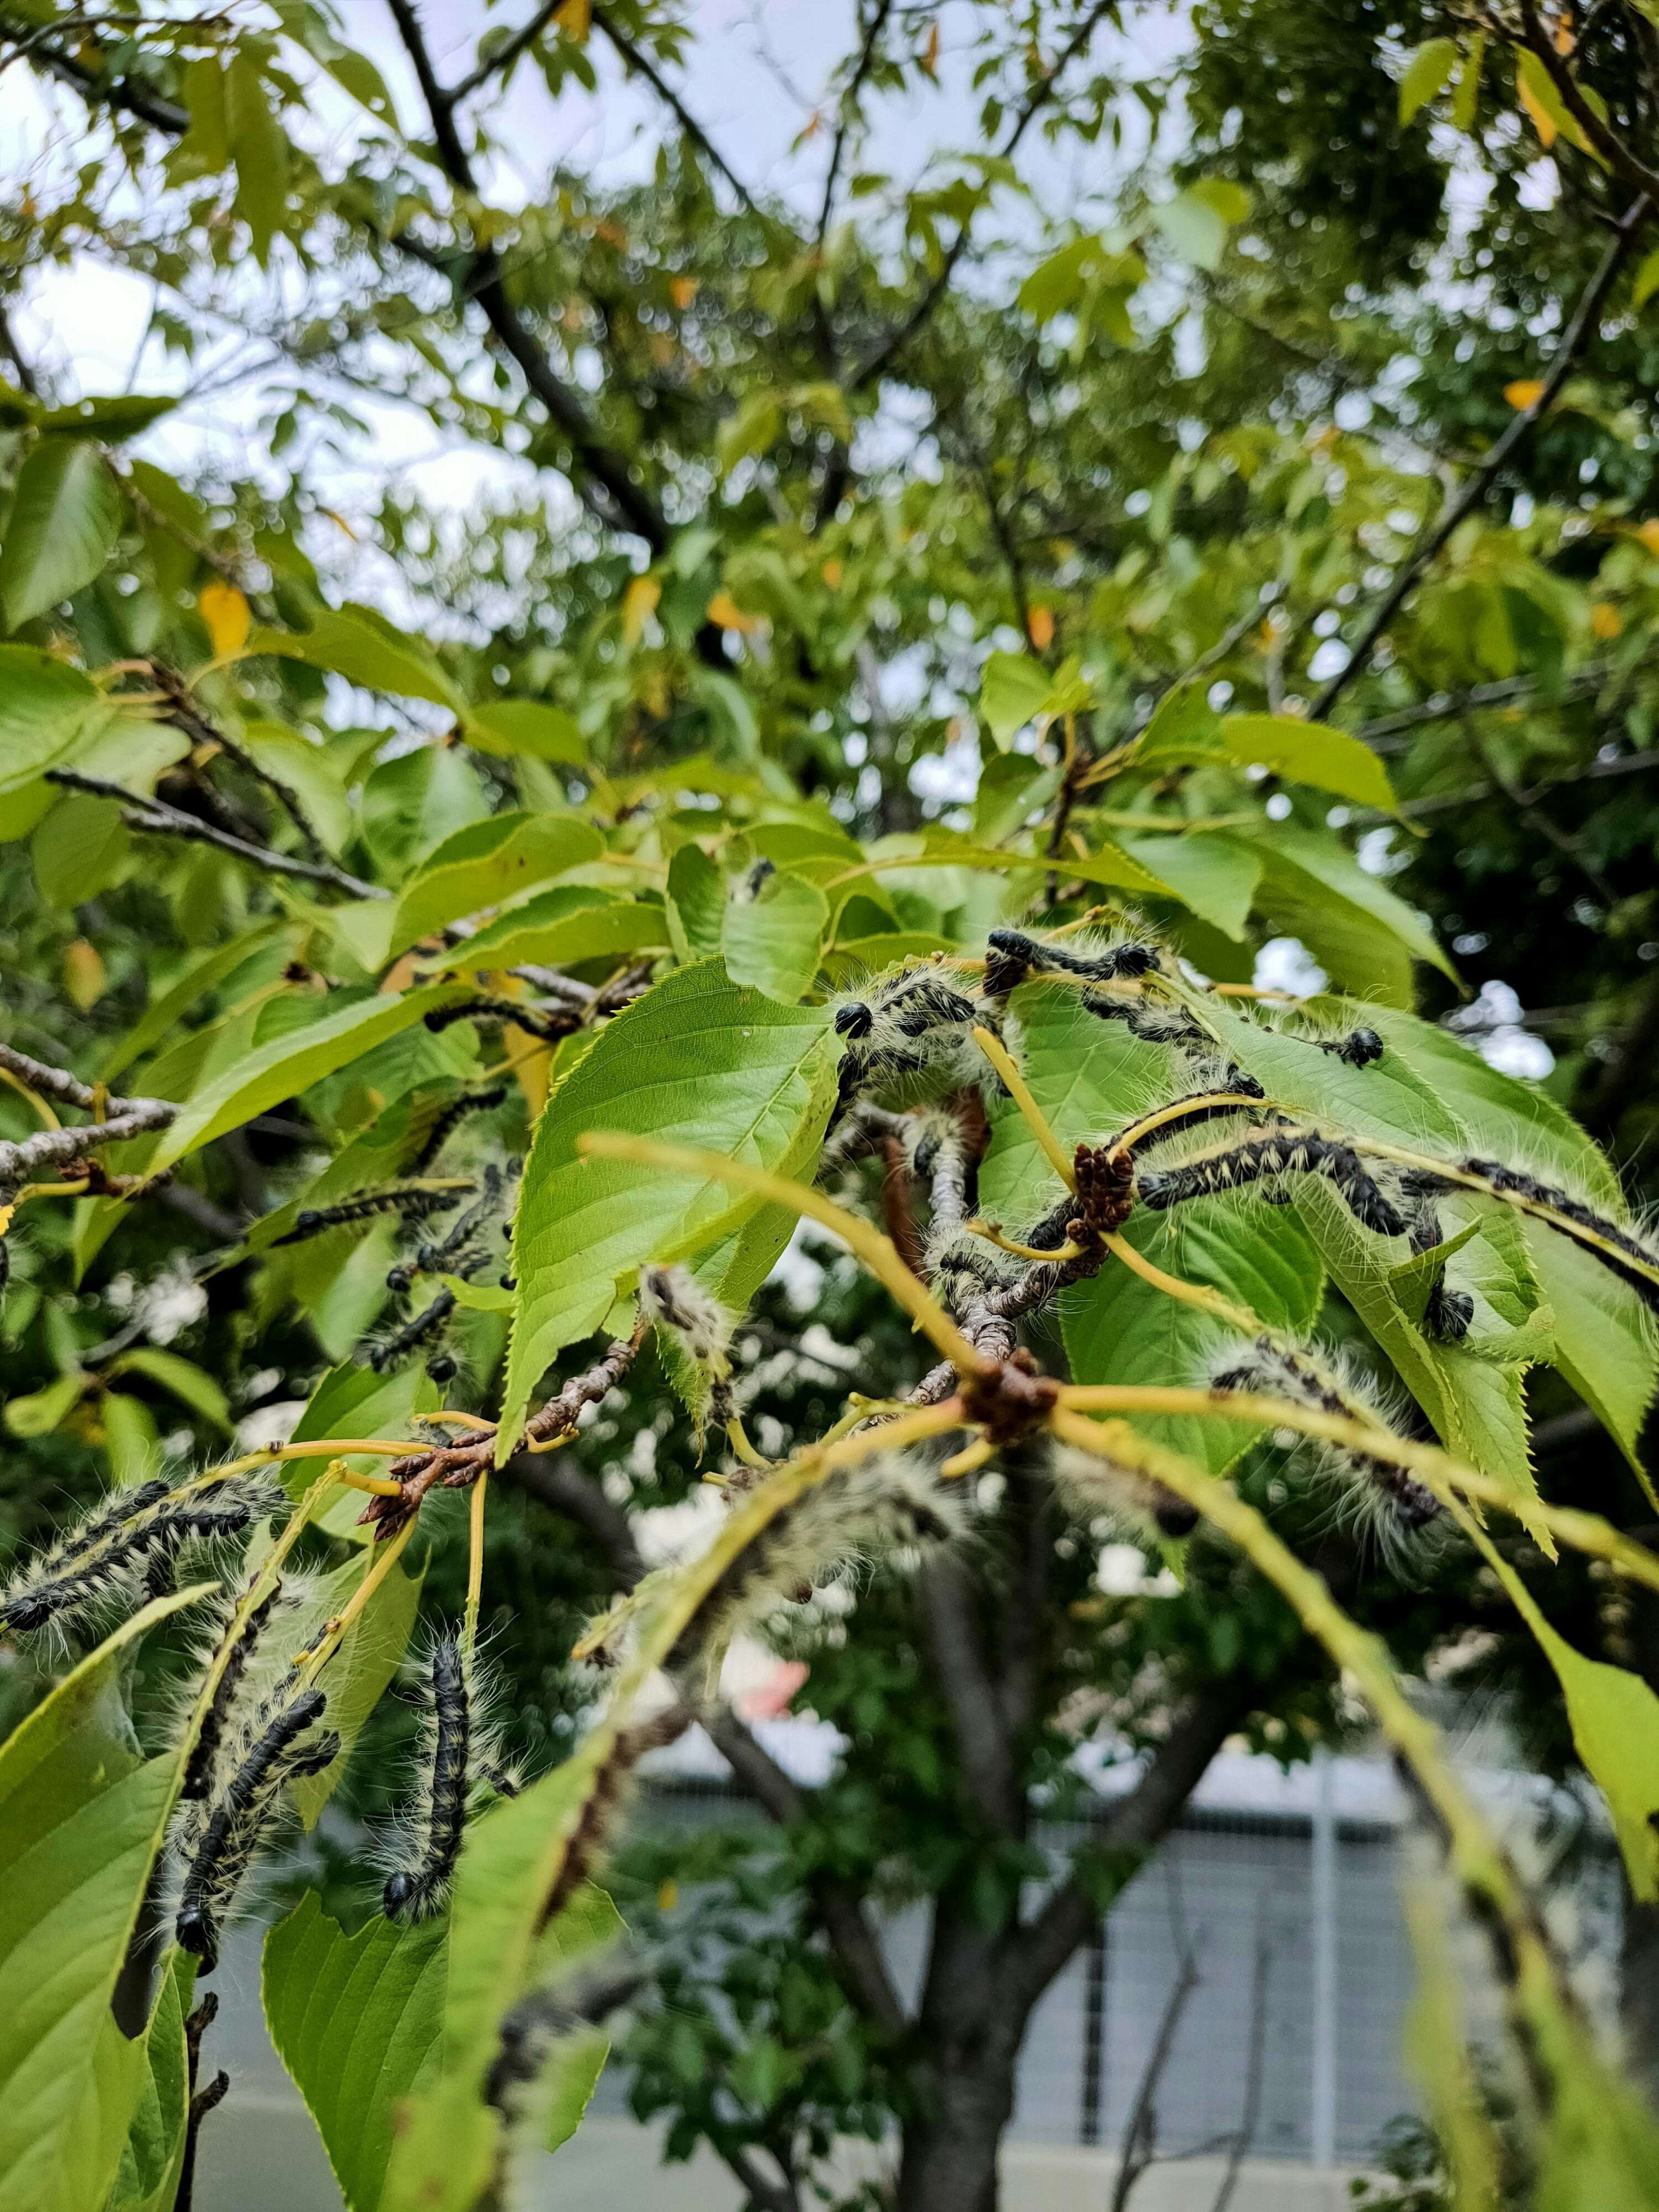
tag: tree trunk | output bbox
[895,2049,1019,2212]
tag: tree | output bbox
[3,5,1659,2211]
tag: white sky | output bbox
[1,1,1184,542]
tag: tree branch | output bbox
[448,0,565,104]
[385,0,671,550]
[153,668,328,863]
[14,6,671,553]
[501,1446,647,1586]
[916,1551,1021,1834]
[44,767,385,901]
[817,0,895,247]
[1311,194,1651,723]
[998,1674,1251,2018]
[849,1,1118,393]
[0,1044,176,1186]
[589,4,760,217]
[1516,2,1659,206]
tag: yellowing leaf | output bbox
[1639,518,1659,556]
[670,276,698,309]
[1503,378,1548,411]
[556,0,591,38]
[197,579,249,660]
[1516,64,1558,146]
[621,573,661,645]
[707,588,761,634]
[61,937,105,1011]
[1027,606,1055,651]
[821,557,843,588]
[1591,601,1623,639]
[922,19,940,76]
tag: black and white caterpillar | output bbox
[486,1964,645,2116]
[0,1468,283,1639]
[175,1679,338,1970]
[381,1636,519,1922]
[424,996,582,1043]
[1136,1128,1408,1239]
[981,928,1158,1000]
[272,1182,469,1248]
[831,964,988,1115]
[1210,1338,1443,1545]
[408,1082,509,1176]
[1402,1160,1659,1311]
[181,1582,284,1803]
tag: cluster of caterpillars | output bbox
[268,1081,518,1386]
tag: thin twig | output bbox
[589,3,760,216]
[850,0,1119,392]
[43,767,384,900]
[1109,1944,1201,2212]
[447,0,564,103]
[817,0,894,246]
[1311,195,1652,723]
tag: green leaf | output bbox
[1115,831,1261,939]
[1526,1224,1658,1482]
[1149,187,1233,270]
[360,746,490,882]
[499,961,836,1460]
[1398,38,1457,122]
[385,812,607,959]
[248,604,462,710]
[226,53,291,261]
[1219,714,1398,811]
[104,1951,194,2212]
[4,1371,88,1438]
[0,437,120,629]
[282,1358,440,1531]
[0,1588,209,2212]
[430,888,632,974]
[1233,823,1454,1004]
[263,1893,448,2212]
[1063,1198,1325,1471]
[99,922,290,1083]
[1478,1535,1659,1901]
[977,652,1058,747]
[721,872,829,1003]
[1132,684,1224,766]
[105,1348,232,1433]
[144,983,471,1179]
[32,797,129,909]
[38,396,178,443]
[666,843,726,962]
[291,1553,423,1829]
[465,700,584,763]
[100,1395,160,1490]
[1635,245,1659,311]
[0,648,108,792]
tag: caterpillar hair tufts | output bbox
[272,1183,469,1247]
[175,1682,337,1970]
[0,1468,284,1638]
[1137,1128,1408,1239]
[408,1083,509,1176]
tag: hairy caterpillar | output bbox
[0,1470,283,1637]
[413,1165,504,1274]
[1401,1160,1659,1310]
[681,1455,969,1664]
[1050,1444,1199,1541]
[639,1263,737,1427]
[381,1637,522,1921]
[1209,1338,1442,1542]
[1136,1128,1408,1239]
[1079,988,1212,1051]
[408,1082,509,1176]
[175,1682,338,1970]
[981,927,1158,999]
[382,1637,471,1921]
[832,966,988,1113]
[181,1583,283,1802]
[424,996,582,1043]
[366,1287,458,1373]
[271,1183,468,1247]
[1312,1027,1384,1068]
[486,1965,646,2115]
